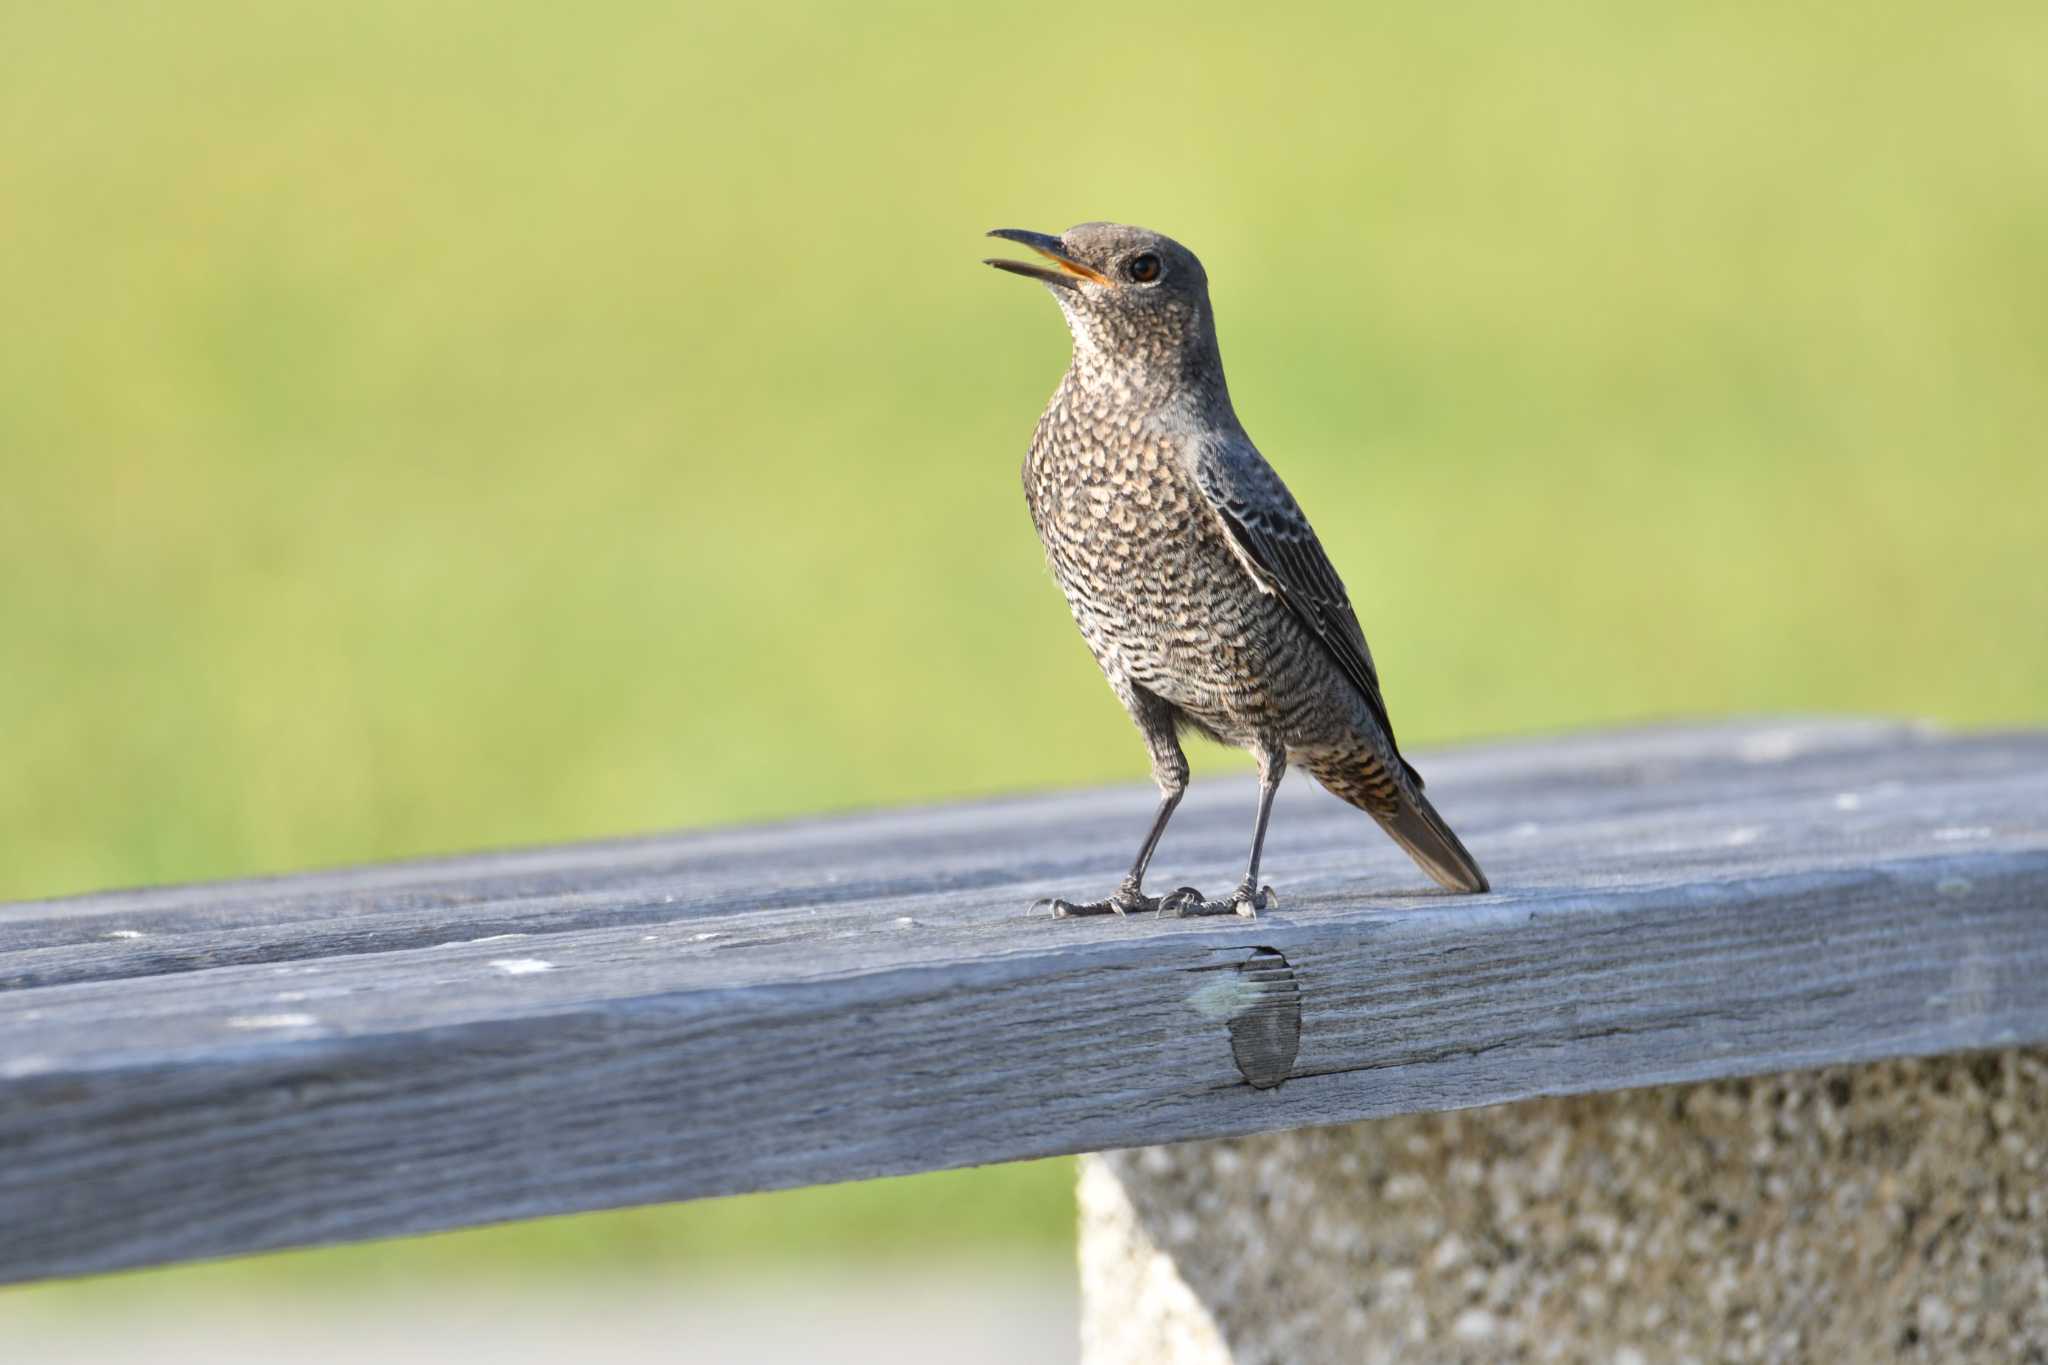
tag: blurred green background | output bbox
[3,0,2044,1301]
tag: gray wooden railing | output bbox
[3,717,2044,1286]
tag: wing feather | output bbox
[1191,436,1417,782]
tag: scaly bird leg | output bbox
[1162,750,1284,919]
[1040,695,1208,919]
[1040,785,1202,918]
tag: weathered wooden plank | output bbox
[1,718,2044,1284]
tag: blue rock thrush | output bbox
[986,222,1489,918]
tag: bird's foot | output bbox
[1038,893,1142,918]
[1157,881,1278,919]
[1037,879,1206,919]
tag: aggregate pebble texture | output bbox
[1080,1049,2048,1364]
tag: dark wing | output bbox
[1190,434,1418,782]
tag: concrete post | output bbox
[1079,1050,2048,1364]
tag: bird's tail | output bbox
[1374,787,1489,894]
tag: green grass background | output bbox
[3,0,2044,1296]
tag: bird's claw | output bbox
[1042,883,1277,920]
[1158,883,1277,919]
[1237,883,1278,917]
[1040,892,1153,919]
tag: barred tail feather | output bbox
[1376,789,1489,894]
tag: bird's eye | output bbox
[1124,253,1162,284]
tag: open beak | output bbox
[983,228,1111,288]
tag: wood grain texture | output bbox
[2,718,2045,1284]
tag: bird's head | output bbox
[985,222,1217,375]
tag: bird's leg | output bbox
[1043,787,1184,918]
[1040,695,1204,919]
[1163,747,1285,919]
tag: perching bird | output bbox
[986,222,1488,918]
